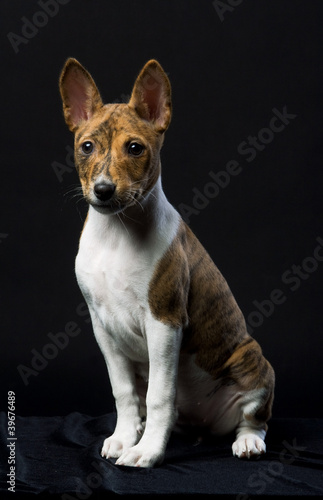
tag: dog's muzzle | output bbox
[94,182,116,202]
[91,181,126,214]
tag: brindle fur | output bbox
[149,220,274,424]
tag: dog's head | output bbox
[59,58,172,214]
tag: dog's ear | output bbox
[59,58,103,132]
[129,60,172,133]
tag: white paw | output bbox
[115,443,164,468]
[232,433,266,459]
[101,436,124,459]
[101,425,143,459]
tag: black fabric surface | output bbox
[0,412,322,498]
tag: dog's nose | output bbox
[94,182,116,201]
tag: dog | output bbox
[59,58,275,467]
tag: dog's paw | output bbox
[101,430,142,459]
[232,433,266,459]
[115,443,164,468]
[101,436,125,459]
[101,419,144,459]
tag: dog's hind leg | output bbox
[221,337,275,458]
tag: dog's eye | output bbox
[128,142,144,156]
[82,141,94,154]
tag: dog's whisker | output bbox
[127,191,145,212]
[121,212,143,225]
[62,185,85,206]
[63,185,83,195]
[127,179,142,188]
[117,211,132,239]
[147,191,157,202]
[63,186,83,199]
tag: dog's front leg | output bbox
[116,316,182,468]
[100,348,143,460]
[90,317,143,460]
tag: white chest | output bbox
[75,201,180,361]
[76,236,151,334]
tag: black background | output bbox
[1,0,322,420]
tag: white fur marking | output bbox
[76,179,183,466]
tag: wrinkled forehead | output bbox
[75,103,156,144]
